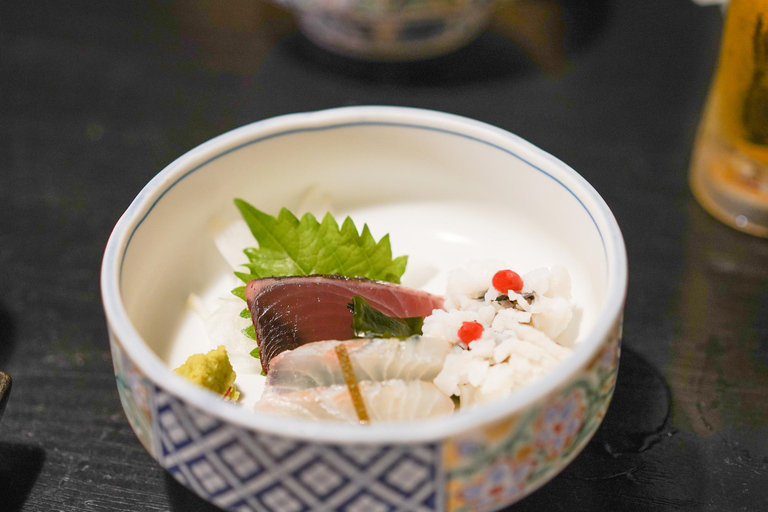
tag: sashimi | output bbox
[245,275,444,372]
[264,336,452,396]
[174,200,581,423]
[254,379,455,423]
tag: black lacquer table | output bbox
[2,0,767,510]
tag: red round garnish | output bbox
[492,269,523,293]
[458,321,484,344]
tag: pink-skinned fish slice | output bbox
[264,336,452,396]
[245,275,444,373]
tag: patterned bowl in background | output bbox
[273,0,502,60]
[101,106,627,511]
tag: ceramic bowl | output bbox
[273,0,500,60]
[101,106,627,512]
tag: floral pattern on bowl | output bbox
[444,318,621,511]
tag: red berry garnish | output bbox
[492,269,523,293]
[458,321,484,344]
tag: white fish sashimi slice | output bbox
[364,380,454,422]
[264,339,367,396]
[254,380,455,423]
[354,336,452,382]
[265,336,452,395]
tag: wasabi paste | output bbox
[174,345,240,401]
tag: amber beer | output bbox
[690,0,768,237]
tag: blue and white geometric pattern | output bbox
[152,387,445,511]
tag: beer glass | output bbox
[690,0,768,237]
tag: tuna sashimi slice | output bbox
[254,380,455,423]
[245,275,444,373]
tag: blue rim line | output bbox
[120,121,607,285]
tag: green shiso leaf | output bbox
[249,346,260,359]
[231,286,247,300]
[349,295,423,339]
[234,199,408,283]
[239,308,251,319]
[242,324,257,341]
[231,199,409,355]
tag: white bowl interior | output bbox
[106,107,624,441]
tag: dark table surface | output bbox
[2,0,768,510]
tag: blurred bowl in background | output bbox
[274,0,502,60]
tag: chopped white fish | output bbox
[254,380,454,423]
[265,336,452,396]
[427,261,575,409]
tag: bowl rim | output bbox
[101,105,628,444]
